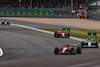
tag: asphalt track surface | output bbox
[0,20,100,67]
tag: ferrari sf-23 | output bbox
[54,43,82,55]
[54,28,70,38]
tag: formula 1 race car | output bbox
[1,21,10,25]
[54,43,82,55]
[54,30,70,38]
[81,39,98,48]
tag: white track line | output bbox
[0,47,3,57]
[11,24,54,35]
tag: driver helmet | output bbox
[67,42,70,46]
[89,39,91,40]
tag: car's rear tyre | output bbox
[54,33,56,37]
[81,42,83,47]
[7,22,10,25]
[54,33,59,38]
[77,47,82,54]
[67,33,70,38]
[96,42,98,48]
[1,22,4,25]
[54,47,60,55]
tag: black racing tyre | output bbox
[81,42,83,47]
[54,47,60,55]
[54,33,59,38]
[54,33,57,37]
[7,22,10,25]
[67,33,70,38]
[1,22,4,25]
[96,42,98,48]
[77,47,82,54]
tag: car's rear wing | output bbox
[62,28,70,32]
[87,32,97,38]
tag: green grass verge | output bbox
[40,28,100,42]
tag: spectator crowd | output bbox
[0,0,95,9]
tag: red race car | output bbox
[54,43,82,55]
[54,30,70,38]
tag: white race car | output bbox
[1,21,10,25]
[81,39,98,48]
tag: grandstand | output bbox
[0,0,99,18]
[0,0,92,9]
